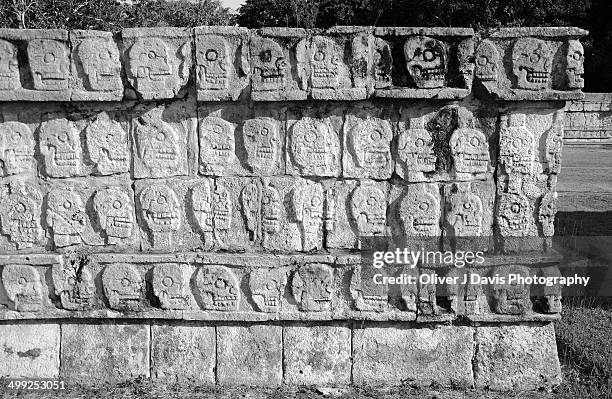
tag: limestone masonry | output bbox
[0,26,586,390]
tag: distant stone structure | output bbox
[566,93,612,143]
[0,26,587,390]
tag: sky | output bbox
[220,0,246,11]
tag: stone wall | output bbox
[565,93,612,143]
[0,26,587,390]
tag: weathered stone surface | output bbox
[284,325,351,385]
[0,323,60,378]
[353,325,474,387]
[217,325,282,386]
[474,323,562,391]
[60,323,150,383]
[151,323,215,383]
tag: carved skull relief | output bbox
[0,183,43,249]
[350,264,389,312]
[349,184,386,236]
[135,114,181,177]
[373,37,392,89]
[497,192,531,237]
[0,39,20,90]
[404,36,447,88]
[128,37,172,93]
[249,268,287,313]
[449,126,489,174]
[27,39,69,91]
[311,36,346,89]
[214,184,232,233]
[540,266,562,313]
[46,188,87,248]
[292,181,323,250]
[199,116,234,174]
[2,264,42,311]
[39,118,82,177]
[251,37,288,91]
[240,179,261,241]
[197,35,230,90]
[261,183,281,235]
[195,265,240,311]
[348,118,392,172]
[538,191,557,237]
[290,117,339,176]
[512,38,553,90]
[291,263,333,312]
[51,261,95,310]
[400,189,441,237]
[85,112,129,175]
[493,265,532,315]
[458,38,475,88]
[152,263,190,310]
[102,263,143,311]
[397,117,436,175]
[499,114,534,174]
[192,180,214,235]
[93,187,134,245]
[77,38,122,92]
[446,190,483,237]
[139,184,181,238]
[565,40,584,89]
[475,40,499,82]
[243,118,279,174]
[0,122,35,176]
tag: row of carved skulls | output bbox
[3,261,561,315]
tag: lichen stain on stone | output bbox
[17,348,42,359]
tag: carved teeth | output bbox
[260,72,284,83]
[365,150,388,166]
[477,73,496,81]
[525,70,549,84]
[149,212,179,225]
[421,67,445,81]
[313,67,338,78]
[54,152,78,166]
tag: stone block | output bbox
[0,323,60,378]
[60,323,150,383]
[151,323,215,384]
[474,323,562,391]
[352,325,474,387]
[283,325,351,385]
[217,325,282,386]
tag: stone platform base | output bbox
[0,321,561,391]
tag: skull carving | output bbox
[292,181,323,251]
[195,265,240,311]
[497,192,531,237]
[39,118,82,177]
[85,112,129,175]
[458,38,475,88]
[135,113,181,177]
[139,184,181,248]
[0,183,43,249]
[199,116,234,174]
[249,268,287,313]
[240,179,261,241]
[2,265,42,311]
[51,261,95,310]
[445,268,484,315]
[28,39,69,91]
[261,183,281,235]
[397,116,436,178]
[243,118,279,174]
[290,117,339,176]
[512,38,553,90]
[102,263,143,311]
[449,126,489,174]
[93,187,134,245]
[348,118,392,173]
[128,37,172,94]
[311,36,346,89]
[565,40,584,89]
[540,266,562,313]
[493,265,532,315]
[350,264,389,312]
[373,37,392,89]
[400,188,441,237]
[499,114,534,174]
[46,188,87,248]
[475,40,499,82]
[404,36,447,88]
[446,190,483,236]
[192,180,214,236]
[251,37,288,91]
[77,38,122,92]
[214,184,232,232]
[0,39,20,90]
[0,122,35,176]
[152,263,190,310]
[291,263,333,312]
[538,191,557,237]
[349,184,386,236]
[197,35,230,91]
